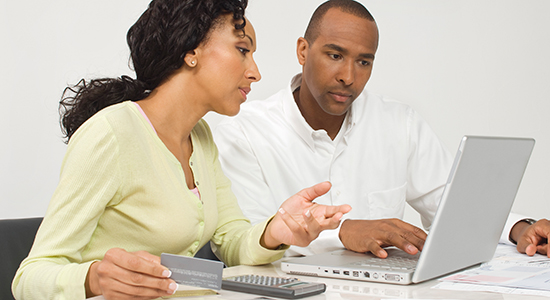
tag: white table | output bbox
[89,261,549,300]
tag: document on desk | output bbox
[435,243,550,295]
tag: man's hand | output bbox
[512,219,550,257]
[339,218,427,258]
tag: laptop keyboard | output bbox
[351,255,418,270]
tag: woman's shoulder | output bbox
[92,101,136,121]
[65,101,152,162]
[71,101,139,139]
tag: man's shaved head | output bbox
[304,0,376,45]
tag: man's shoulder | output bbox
[359,90,407,106]
[222,89,288,127]
[356,90,413,115]
[242,89,286,114]
[213,89,292,151]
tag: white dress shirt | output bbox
[213,74,519,255]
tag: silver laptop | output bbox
[281,136,535,285]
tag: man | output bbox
[214,0,549,258]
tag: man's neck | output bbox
[293,88,346,140]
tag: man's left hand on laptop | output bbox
[338,218,426,258]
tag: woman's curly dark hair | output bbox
[59,0,248,142]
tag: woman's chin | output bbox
[218,106,241,117]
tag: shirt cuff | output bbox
[500,212,527,245]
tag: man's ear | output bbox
[296,37,309,66]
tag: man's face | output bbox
[298,8,379,116]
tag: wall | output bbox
[1,1,549,226]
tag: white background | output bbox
[1,0,549,227]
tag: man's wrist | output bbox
[338,219,353,240]
[509,218,537,245]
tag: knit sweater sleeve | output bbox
[12,115,122,300]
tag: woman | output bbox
[12,0,351,299]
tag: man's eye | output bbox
[329,54,341,60]
[360,60,371,66]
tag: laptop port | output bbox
[353,271,359,277]
[343,271,350,276]
[384,274,400,282]
[333,270,340,274]
[364,272,370,278]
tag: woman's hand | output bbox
[261,181,352,249]
[86,248,178,300]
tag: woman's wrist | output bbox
[85,261,101,298]
[260,220,283,250]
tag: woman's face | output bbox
[193,15,261,116]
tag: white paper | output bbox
[437,244,550,294]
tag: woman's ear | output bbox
[184,50,198,68]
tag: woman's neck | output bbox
[138,73,207,145]
[137,74,206,190]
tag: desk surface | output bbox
[90,261,550,300]
[217,262,548,300]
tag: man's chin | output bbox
[322,102,353,117]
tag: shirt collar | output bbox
[282,74,357,149]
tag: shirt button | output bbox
[194,241,199,246]
[195,181,199,186]
[199,221,204,226]
[197,202,202,209]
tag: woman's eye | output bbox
[238,47,250,55]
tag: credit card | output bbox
[161,253,224,290]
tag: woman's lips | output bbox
[240,87,251,100]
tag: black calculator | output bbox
[222,274,326,299]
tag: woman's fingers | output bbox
[93,248,177,299]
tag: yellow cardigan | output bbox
[13,101,285,299]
